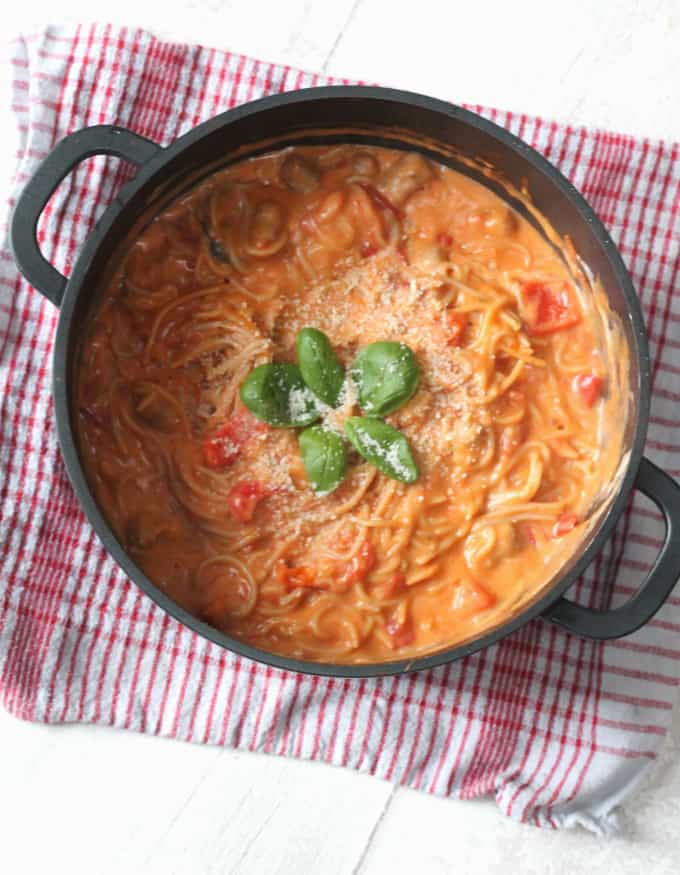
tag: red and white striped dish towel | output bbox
[2,25,679,835]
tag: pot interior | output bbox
[62,92,648,673]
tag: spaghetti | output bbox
[75,145,624,663]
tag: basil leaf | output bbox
[344,416,418,483]
[240,363,320,427]
[298,426,347,494]
[296,327,345,407]
[352,341,419,416]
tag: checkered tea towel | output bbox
[1,23,679,835]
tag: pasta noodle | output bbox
[75,144,624,663]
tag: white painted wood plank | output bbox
[4,0,359,72]
[0,708,220,870]
[0,708,392,875]
[327,0,680,141]
[141,750,392,875]
[361,696,680,875]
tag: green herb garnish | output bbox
[352,341,419,416]
[344,417,418,483]
[298,425,348,494]
[239,362,320,427]
[240,328,420,490]
[297,327,345,407]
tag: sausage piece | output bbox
[379,153,434,205]
[280,154,320,193]
[249,201,286,251]
[351,151,380,178]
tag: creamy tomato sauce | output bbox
[76,144,620,663]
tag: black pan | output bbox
[10,87,680,677]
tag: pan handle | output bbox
[544,457,680,639]
[10,124,162,308]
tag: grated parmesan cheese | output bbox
[320,375,359,434]
[264,244,495,480]
[287,385,320,422]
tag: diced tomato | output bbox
[553,512,578,538]
[338,541,377,587]
[274,559,320,590]
[437,231,454,248]
[361,239,379,258]
[202,411,266,469]
[357,182,404,220]
[444,310,468,346]
[453,578,497,616]
[385,610,415,649]
[203,439,235,469]
[227,480,270,523]
[573,373,603,407]
[383,572,407,598]
[520,281,581,335]
[307,541,378,593]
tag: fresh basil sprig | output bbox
[352,341,419,416]
[344,416,418,483]
[297,327,345,407]
[239,363,320,427]
[299,425,347,494]
[239,327,420,490]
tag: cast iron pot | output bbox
[11,87,680,678]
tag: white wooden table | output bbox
[2,2,680,873]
